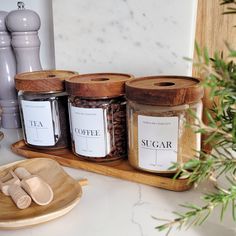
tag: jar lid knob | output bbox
[17,2,25,10]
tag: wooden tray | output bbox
[0,158,82,229]
[11,140,192,192]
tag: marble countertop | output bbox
[0,129,235,236]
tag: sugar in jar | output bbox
[65,73,133,162]
[126,76,204,174]
[15,70,77,149]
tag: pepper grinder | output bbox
[6,2,42,73]
[0,11,21,128]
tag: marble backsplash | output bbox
[53,0,198,76]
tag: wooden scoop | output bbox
[0,170,20,196]
[14,167,53,206]
[0,170,31,209]
[8,184,32,209]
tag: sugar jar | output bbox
[125,76,204,174]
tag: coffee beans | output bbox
[107,100,127,158]
[69,96,127,162]
[65,72,133,162]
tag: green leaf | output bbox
[232,199,236,221]
[220,201,229,220]
[183,159,200,169]
[205,110,217,127]
[156,39,236,234]
[198,210,211,225]
[228,50,236,57]
[204,47,210,65]
[232,113,236,143]
[179,203,202,211]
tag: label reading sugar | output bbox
[21,100,55,146]
[138,115,178,171]
[70,106,106,157]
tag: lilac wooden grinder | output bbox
[6,2,42,73]
[0,11,20,128]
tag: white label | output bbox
[70,106,106,157]
[21,100,55,146]
[138,115,178,171]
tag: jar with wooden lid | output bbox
[65,73,133,162]
[15,70,77,149]
[125,76,204,174]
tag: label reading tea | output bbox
[70,106,106,157]
[21,100,55,146]
[138,115,178,171]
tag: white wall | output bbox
[0,0,55,70]
[53,0,198,76]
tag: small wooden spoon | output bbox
[0,170,31,209]
[0,170,20,196]
[14,167,53,206]
[8,184,32,209]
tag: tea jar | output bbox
[65,73,133,162]
[15,70,77,149]
[126,76,204,174]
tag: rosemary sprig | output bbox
[156,45,236,234]
[156,185,236,235]
[156,2,236,233]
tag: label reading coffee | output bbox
[138,115,178,171]
[70,106,106,157]
[21,100,55,146]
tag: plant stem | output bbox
[157,186,236,234]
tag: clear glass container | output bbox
[66,73,133,162]
[68,96,127,161]
[126,76,204,174]
[15,70,77,150]
[18,91,70,149]
[127,101,203,174]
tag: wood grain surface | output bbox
[0,158,82,229]
[125,75,203,106]
[15,70,77,92]
[194,0,236,70]
[11,140,193,192]
[65,73,133,97]
[194,0,236,151]
[194,0,236,99]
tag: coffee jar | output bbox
[65,73,133,162]
[15,70,77,149]
[126,76,204,174]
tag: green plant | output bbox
[156,1,236,234]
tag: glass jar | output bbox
[65,73,133,162]
[126,76,204,174]
[15,70,77,149]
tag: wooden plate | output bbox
[0,158,82,229]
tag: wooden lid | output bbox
[15,70,78,92]
[65,73,134,98]
[125,76,204,106]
